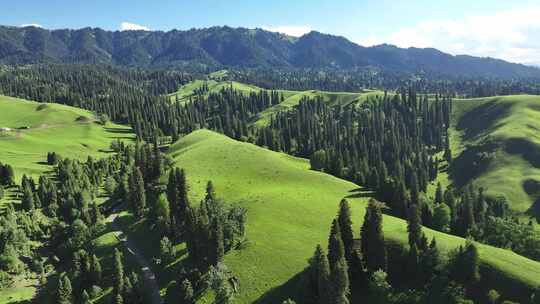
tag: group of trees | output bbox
[302,198,537,304]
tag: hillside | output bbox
[168,79,385,127]
[168,129,540,303]
[0,95,134,180]
[1,25,540,78]
[449,95,540,215]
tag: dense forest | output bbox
[1,61,540,303]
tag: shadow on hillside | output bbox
[104,127,133,134]
[252,270,305,304]
[504,138,540,168]
[526,197,540,224]
[456,100,512,141]
[449,142,498,187]
[345,186,374,199]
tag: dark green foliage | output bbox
[310,150,327,171]
[407,203,423,248]
[306,245,330,304]
[449,241,480,287]
[337,199,354,260]
[128,166,146,217]
[57,273,73,304]
[361,200,387,273]
[327,219,344,270]
[113,248,124,296]
[180,279,195,304]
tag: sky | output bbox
[5,0,540,65]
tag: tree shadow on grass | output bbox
[345,186,374,199]
[252,270,305,304]
[104,127,133,134]
[456,99,512,142]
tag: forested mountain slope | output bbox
[1,25,539,78]
[168,129,540,303]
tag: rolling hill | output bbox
[167,129,540,303]
[449,95,540,215]
[168,79,385,127]
[0,95,134,180]
[1,25,539,78]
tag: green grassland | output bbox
[0,95,134,181]
[168,129,540,303]
[449,95,540,214]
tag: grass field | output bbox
[449,95,540,214]
[168,129,540,303]
[0,95,134,181]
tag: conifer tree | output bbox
[328,219,344,270]
[57,273,73,304]
[407,204,422,248]
[337,199,354,260]
[90,254,102,284]
[180,279,195,304]
[360,199,387,273]
[113,248,124,296]
[129,166,146,217]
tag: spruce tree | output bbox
[90,254,102,284]
[337,199,354,260]
[360,199,387,273]
[113,248,124,296]
[407,204,422,248]
[330,257,350,304]
[57,273,73,304]
[180,279,195,304]
[328,219,344,270]
[129,166,146,217]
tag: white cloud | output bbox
[357,6,540,65]
[20,23,43,28]
[120,22,150,31]
[263,25,312,37]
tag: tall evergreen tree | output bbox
[129,166,146,217]
[337,199,354,260]
[57,273,73,304]
[360,199,387,273]
[328,219,345,270]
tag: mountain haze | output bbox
[1,25,539,78]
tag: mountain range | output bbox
[1,25,539,78]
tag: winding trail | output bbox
[108,213,163,304]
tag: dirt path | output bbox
[108,213,163,304]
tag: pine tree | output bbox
[407,204,422,248]
[113,248,124,296]
[330,257,350,304]
[360,199,387,273]
[211,218,225,266]
[337,199,354,260]
[81,289,91,304]
[57,273,73,304]
[328,219,345,269]
[180,279,194,304]
[129,166,146,217]
[90,254,102,284]
[316,247,331,304]
[435,182,443,204]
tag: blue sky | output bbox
[5,0,540,64]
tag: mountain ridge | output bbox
[1,25,539,78]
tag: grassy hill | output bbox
[168,129,540,303]
[449,95,540,214]
[0,95,134,180]
[168,79,385,127]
